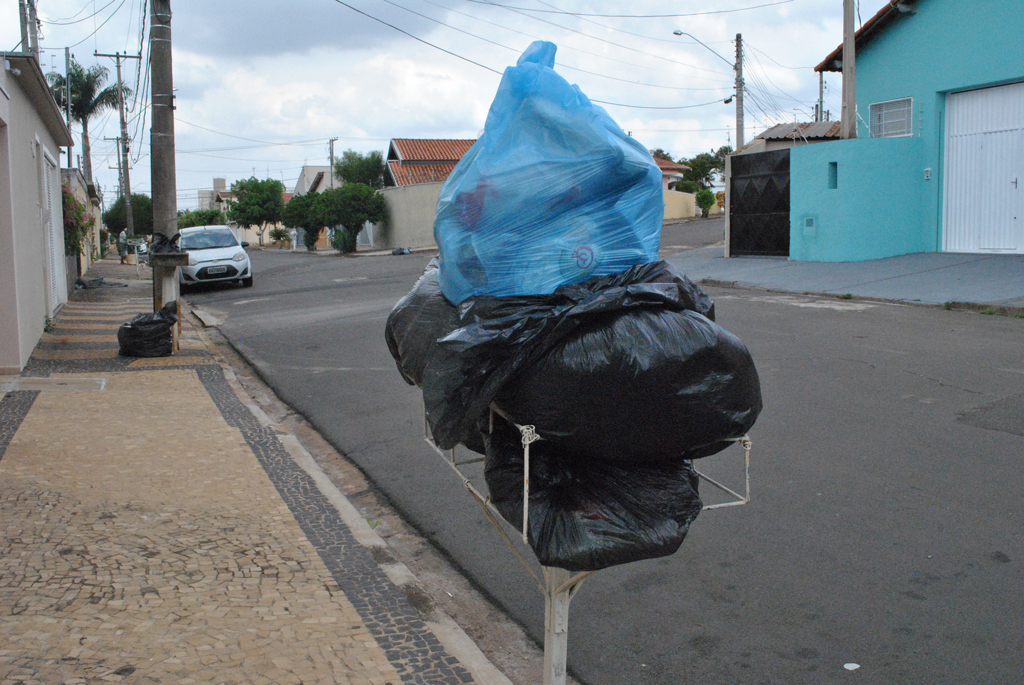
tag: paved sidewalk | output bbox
[0,257,497,685]
[666,246,1024,308]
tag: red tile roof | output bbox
[390,138,476,163]
[654,157,689,172]
[387,161,460,186]
[816,0,919,72]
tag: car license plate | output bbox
[208,265,227,274]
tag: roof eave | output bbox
[815,0,918,73]
[6,54,74,148]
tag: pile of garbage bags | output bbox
[385,41,761,572]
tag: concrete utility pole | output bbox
[150,0,178,239]
[26,0,39,57]
[148,0,187,318]
[735,33,745,149]
[329,137,339,189]
[105,137,124,215]
[18,0,30,52]
[96,51,141,234]
[818,72,825,123]
[840,0,857,139]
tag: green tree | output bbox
[227,177,284,246]
[649,148,674,162]
[676,180,701,194]
[103,194,153,236]
[177,208,226,229]
[315,184,388,254]
[47,59,131,185]
[695,188,716,217]
[711,145,733,180]
[681,152,717,189]
[334,149,387,189]
[281,192,323,251]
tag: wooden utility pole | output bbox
[96,51,141,234]
[840,0,857,139]
[150,0,177,240]
[735,33,744,149]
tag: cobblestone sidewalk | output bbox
[0,259,491,685]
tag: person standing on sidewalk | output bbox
[119,229,128,264]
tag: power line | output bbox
[66,0,127,48]
[382,0,725,92]
[461,0,795,19]
[44,0,119,25]
[332,0,501,74]
[456,0,731,77]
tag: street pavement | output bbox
[184,238,1024,685]
[0,256,507,685]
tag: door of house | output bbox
[942,81,1024,254]
[729,149,790,256]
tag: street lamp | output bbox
[673,30,745,148]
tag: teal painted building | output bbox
[790,0,1024,261]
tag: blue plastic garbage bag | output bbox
[434,41,664,305]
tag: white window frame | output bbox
[869,97,914,138]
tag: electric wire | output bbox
[381,0,725,92]
[44,0,119,25]
[461,0,795,19]
[67,0,127,48]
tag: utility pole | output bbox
[26,0,39,57]
[329,137,339,189]
[840,0,857,139]
[96,51,141,234]
[818,72,824,123]
[735,33,744,149]
[18,0,30,53]
[150,0,177,239]
[64,47,72,169]
[105,136,125,226]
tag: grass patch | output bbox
[979,308,997,315]
[840,293,853,300]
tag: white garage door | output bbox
[943,81,1024,253]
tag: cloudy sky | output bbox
[3,0,857,209]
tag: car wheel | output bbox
[242,277,253,287]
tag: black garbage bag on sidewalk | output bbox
[485,412,702,571]
[118,301,177,357]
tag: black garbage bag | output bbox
[118,301,178,357]
[485,412,702,571]
[76,276,127,289]
[495,307,760,463]
[149,232,181,254]
[385,259,461,387]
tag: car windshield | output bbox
[180,229,238,250]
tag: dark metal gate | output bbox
[729,149,790,256]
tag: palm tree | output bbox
[46,59,131,184]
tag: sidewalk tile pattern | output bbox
[0,287,478,685]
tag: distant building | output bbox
[653,156,689,191]
[734,121,841,155]
[384,138,476,187]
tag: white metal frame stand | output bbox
[424,408,751,685]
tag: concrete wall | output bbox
[0,66,68,372]
[791,137,929,261]
[789,0,1024,261]
[663,189,696,220]
[374,182,442,250]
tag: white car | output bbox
[178,225,253,288]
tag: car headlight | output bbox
[231,251,246,262]
[188,255,198,266]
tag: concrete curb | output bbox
[190,311,514,685]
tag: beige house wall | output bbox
[0,60,72,372]
[664,189,696,220]
[373,182,442,250]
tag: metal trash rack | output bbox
[424,406,752,685]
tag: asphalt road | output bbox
[187,245,1023,685]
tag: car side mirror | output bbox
[240,241,249,248]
